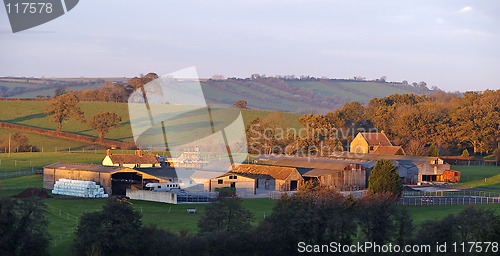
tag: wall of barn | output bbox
[210,175,255,195]
[256,178,276,190]
[126,189,177,204]
[43,168,112,194]
[342,169,366,191]
[317,171,343,191]
[282,172,304,191]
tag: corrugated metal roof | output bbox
[44,162,123,173]
[140,167,178,179]
[219,172,275,180]
[257,156,373,170]
[230,164,299,180]
[302,169,341,177]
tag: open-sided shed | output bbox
[43,162,167,195]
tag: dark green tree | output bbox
[428,144,439,156]
[73,199,142,256]
[455,206,496,242]
[0,197,50,256]
[368,159,403,197]
[252,189,358,255]
[357,193,399,245]
[197,195,253,234]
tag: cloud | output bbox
[459,6,473,13]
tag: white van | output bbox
[145,182,181,192]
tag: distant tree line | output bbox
[70,73,159,103]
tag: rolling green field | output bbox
[0,100,302,145]
[0,152,108,174]
[0,127,91,151]
[452,165,500,189]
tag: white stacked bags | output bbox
[52,178,109,198]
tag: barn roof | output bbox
[220,172,275,180]
[44,162,122,173]
[257,157,371,170]
[108,154,159,165]
[372,146,405,155]
[360,132,392,146]
[140,167,178,179]
[230,164,299,181]
[302,169,341,177]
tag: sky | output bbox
[0,0,499,92]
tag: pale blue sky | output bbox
[1,0,499,92]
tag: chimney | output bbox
[137,149,143,157]
[106,149,111,156]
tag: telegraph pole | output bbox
[8,133,11,158]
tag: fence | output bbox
[0,169,39,179]
[0,121,136,149]
[47,205,80,247]
[177,191,219,203]
[402,190,500,198]
[399,190,500,206]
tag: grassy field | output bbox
[0,100,302,145]
[0,154,498,255]
[0,127,92,151]
[0,152,108,173]
[452,165,500,189]
[406,204,500,225]
[0,174,276,255]
[0,169,499,255]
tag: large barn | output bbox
[210,164,304,195]
[256,157,369,191]
[256,153,454,186]
[43,162,168,195]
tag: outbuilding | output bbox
[43,162,167,195]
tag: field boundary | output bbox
[0,121,136,149]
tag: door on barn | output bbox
[290,180,298,191]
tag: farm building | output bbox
[350,132,405,155]
[43,162,168,195]
[102,149,160,168]
[256,153,454,186]
[210,164,304,195]
[302,163,367,191]
[256,157,369,191]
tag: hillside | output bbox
[0,100,302,148]
[202,78,430,113]
[1,77,431,114]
